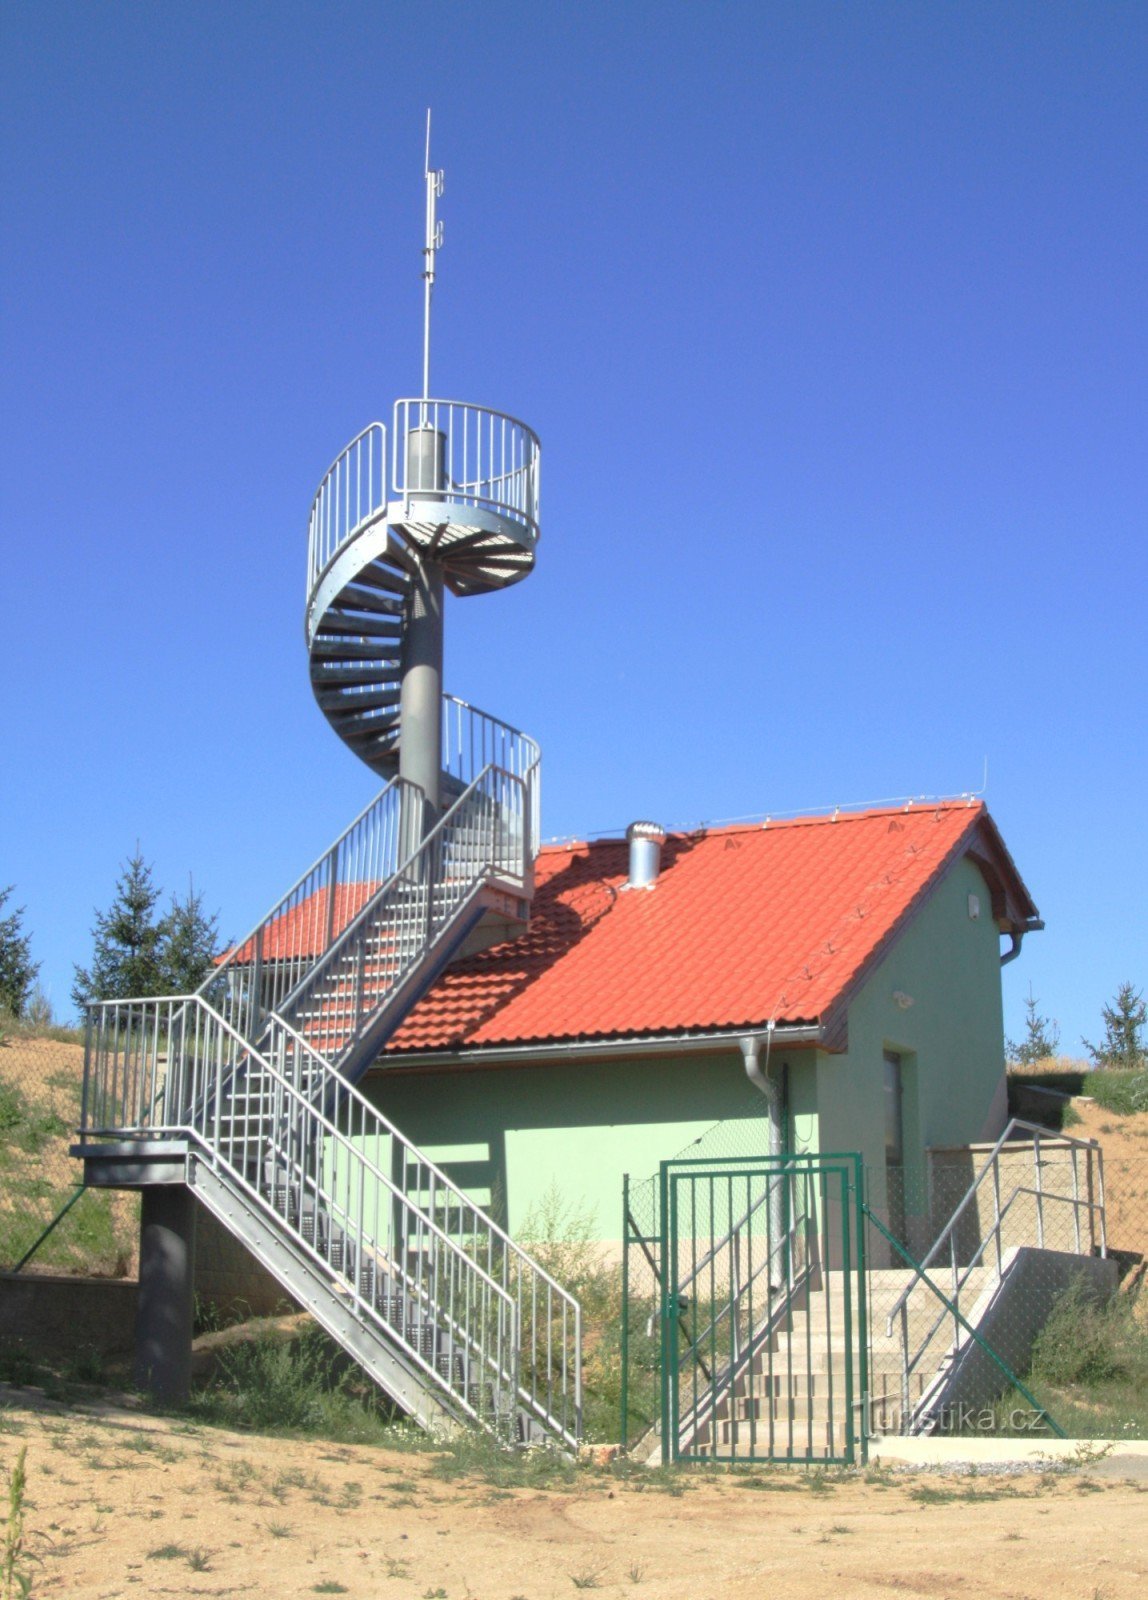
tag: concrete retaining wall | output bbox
[0,1271,139,1357]
[927,1246,1118,1427]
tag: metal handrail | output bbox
[268,1012,581,1441]
[276,761,528,1068]
[882,1117,1106,1434]
[82,993,522,1434]
[307,421,388,593]
[391,399,540,536]
[202,777,410,1039]
[79,751,579,1446]
[884,1118,1105,1327]
[893,1181,1101,1382]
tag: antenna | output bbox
[422,109,444,402]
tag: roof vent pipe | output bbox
[626,821,666,889]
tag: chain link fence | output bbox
[0,1030,139,1277]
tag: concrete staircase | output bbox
[685,1265,996,1457]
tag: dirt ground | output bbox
[2,1396,1146,1600]
[1069,1097,1148,1265]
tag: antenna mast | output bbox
[422,109,444,402]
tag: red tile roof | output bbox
[384,801,1037,1056]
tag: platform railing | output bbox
[307,421,388,592]
[392,399,540,536]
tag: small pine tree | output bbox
[1006,984,1061,1067]
[158,878,220,993]
[1084,982,1148,1072]
[0,886,40,1019]
[71,851,165,1011]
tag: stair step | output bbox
[311,639,401,663]
[311,664,397,687]
[334,583,405,616]
[317,687,401,714]
[318,613,403,641]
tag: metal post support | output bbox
[399,420,447,848]
[133,1185,197,1405]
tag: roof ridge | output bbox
[539,797,985,855]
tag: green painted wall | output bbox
[365,1051,811,1242]
[815,854,1007,1248]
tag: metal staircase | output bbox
[75,390,581,1446]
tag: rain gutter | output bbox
[375,1021,823,1073]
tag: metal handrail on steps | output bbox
[883,1117,1106,1432]
[81,993,523,1436]
[276,761,529,1071]
[265,1012,581,1444]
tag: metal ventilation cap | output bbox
[625,821,666,890]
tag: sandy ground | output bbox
[1070,1097,1148,1266]
[2,1395,1146,1600]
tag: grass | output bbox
[518,1188,656,1444]
[1019,1278,1148,1440]
[0,1036,138,1275]
[189,1323,402,1442]
[1084,1070,1148,1117]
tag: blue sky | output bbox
[2,1,1145,1050]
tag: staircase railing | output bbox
[265,1013,580,1445]
[307,421,388,593]
[884,1118,1106,1431]
[278,762,529,1071]
[201,776,412,1049]
[442,695,540,859]
[80,993,526,1438]
[80,993,580,1445]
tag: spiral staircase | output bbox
[75,399,582,1449]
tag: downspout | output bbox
[1000,917,1045,966]
[741,1027,784,1285]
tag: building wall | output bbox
[365,1050,806,1244]
[815,853,1008,1253]
[365,854,1006,1246]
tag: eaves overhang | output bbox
[372,1020,827,1076]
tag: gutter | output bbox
[372,1021,823,1074]
[1000,917,1045,967]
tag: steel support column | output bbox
[133,1184,197,1405]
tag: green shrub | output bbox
[1085,1070,1148,1117]
[1029,1278,1148,1389]
[190,1325,397,1442]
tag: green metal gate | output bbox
[659,1154,867,1464]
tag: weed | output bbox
[570,1564,606,1589]
[3,1445,32,1600]
[628,1562,646,1583]
[385,1557,410,1578]
[190,1323,399,1443]
[187,1547,211,1572]
[828,1523,852,1534]
[312,1586,349,1596]
[423,1590,448,1599]
[264,1521,291,1539]
[147,1543,190,1560]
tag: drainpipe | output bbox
[741,1028,784,1286]
[1001,918,1045,967]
